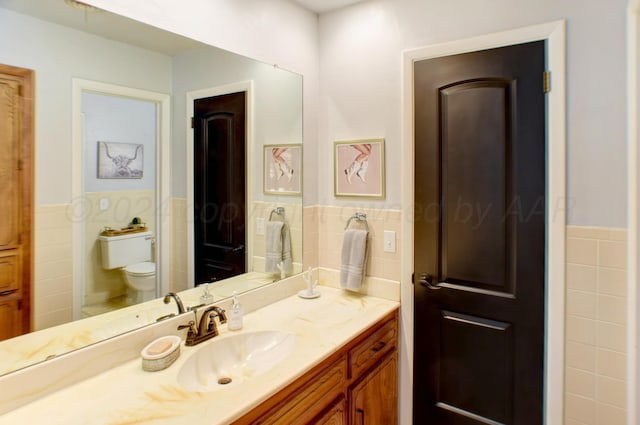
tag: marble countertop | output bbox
[0,272,276,376]
[0,286,399,425]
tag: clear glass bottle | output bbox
[227,291,243,331]
[200,283,214,305]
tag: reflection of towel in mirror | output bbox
[265,221,292,273]
[340,229,368,291]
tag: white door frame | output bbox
[401,21,566,424]
[186,81,254,287]
[71,79,171,319]
[627,1,639,423]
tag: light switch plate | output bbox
[99,197,109,211]
[256,218,265,235]
[384,230,396,253]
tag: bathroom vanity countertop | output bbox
[0,286,399,425]
[0,271,277,376]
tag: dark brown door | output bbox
[413,41,546,424]
[193,92,246,285]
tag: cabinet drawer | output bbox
[348,316,397,379]
[0,250,20,297]
[253,358,346,425]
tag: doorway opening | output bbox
[71,79,171,319]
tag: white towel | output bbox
[340,229,368,291]
[265,221,292,273]
[281,221,292,273]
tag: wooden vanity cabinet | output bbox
[233,309,398,425]
[349,351,398,425]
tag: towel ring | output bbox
[269,207,285,221]
[345,212,369,232]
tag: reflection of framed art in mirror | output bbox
[264,144,302,196]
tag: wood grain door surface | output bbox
[0,64,33,339]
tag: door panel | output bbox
[0,76,21,249]
[194,92,246,284]
[413,41,546,425]
[438,311,512,424]
[441,79,515,291]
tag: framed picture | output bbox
[97,141,144,179]
[334,139,385,199]
[264,144,302,195]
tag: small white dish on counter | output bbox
[298,289,321,299]
[140,335,181,372]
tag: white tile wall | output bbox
[33,205,73,330]
[565,226,627,425]
[312,205,402,281]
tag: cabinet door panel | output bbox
[313,396,346,425]
[0,299,20,341]
[350,351,397,425]
[0,250,20,295]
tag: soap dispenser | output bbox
[200,283,214,305]
[227,291,243,331]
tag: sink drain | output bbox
[218,377,232,385]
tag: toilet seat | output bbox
[124,261,155,277]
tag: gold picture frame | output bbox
[263,144,302,196]
[334,139,385,199]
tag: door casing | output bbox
[401,21,566,425]
[627,2,640,424]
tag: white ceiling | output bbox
[0,0,205,55]
[291,0,366,14]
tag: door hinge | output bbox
[543,71,551,93]
[191,117,194,129]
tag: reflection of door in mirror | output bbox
[0,64,33,341]
[76,85,166,318]
[193,92,247,284]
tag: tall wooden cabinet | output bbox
[0,64,34,340]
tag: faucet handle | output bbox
[177,320,197,337]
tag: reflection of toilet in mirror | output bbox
[99,231,156,304]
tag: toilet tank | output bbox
[99,231,153,269]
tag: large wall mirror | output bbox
[0,0,303,375]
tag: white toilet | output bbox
[99,231,156,303]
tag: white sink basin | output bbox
[177,330,296,392]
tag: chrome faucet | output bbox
[163,292,186,314]
[177,305,227,346]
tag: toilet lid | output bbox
[124,261,155,276]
